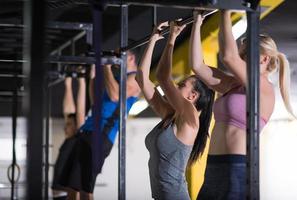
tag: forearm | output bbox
[63,77,75,116]
[88,64,95,105]
[104,66,119,101]
[137,39,157,84]
[136,39,157,100]
[190,19,205,71]
[89,77,94,106]
[76,78,86,127]
[156,36,175,83]
[219,10,239,60]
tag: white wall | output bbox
[91,118,159,200]
[260,86,297,200]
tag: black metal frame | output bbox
[106,0,254,10]
[23,0,261,199]
[44,71,52,200]
[24,0,46,199]
[246,7,260,199]
[118,4,128,200]
[0,21,92,30]
[10,63,18,200]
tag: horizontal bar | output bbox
[0,74,27,78]
[101,56,123,65]
[0,55,122,65]
[106,0,253,11]
[0,91,25,97]
[48,55,122,65]
[0,59,26,63]
[0,21,93,30]
[47,21,93,31]
[121,9,217,51]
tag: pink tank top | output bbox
[213,86,267,130]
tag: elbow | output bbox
[135,71,145,89]
[110,95,119,102]
[191,63,204,73]
[221,54,235,66]
[108,92,119,102]
[135,72,140,85]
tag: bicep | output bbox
[159,79,187,114]
[148,88,174,119]
[221,55,247,86]
[193,64,239,94]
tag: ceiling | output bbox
[0,0,296,117]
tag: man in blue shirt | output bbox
[58,49,141,200]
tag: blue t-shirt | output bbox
[79,72,138,144]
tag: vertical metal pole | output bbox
[44,82,51,200]
[246,8,260,200]
[24,0,46,199]
[91,4,104,180]
[119,4,128,200]
[86,30,93,47]
[58,50,62,72]
[11,65,18,200]
[152,6,157,27]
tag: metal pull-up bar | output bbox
[121,9,217,52]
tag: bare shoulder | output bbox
[180,101,200,128]
[260,76,275,97]
[260,76,275,118]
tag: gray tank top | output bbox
[145,119,193,200]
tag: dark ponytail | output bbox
[188,75,214,165]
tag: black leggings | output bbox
[197,155,246,200]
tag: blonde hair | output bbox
[259,35,295,118]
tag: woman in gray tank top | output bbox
[135,21,214,200]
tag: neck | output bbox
[127,65,137,72]
[261,71,270,78]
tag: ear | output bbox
[127,53,135,64]
[188,90,199,102]
[260,54,271,65]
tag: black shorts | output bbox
[52,136,77,191]
[54,130,114,193]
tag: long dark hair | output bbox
[187,75,214,165]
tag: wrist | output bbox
[168,35,177,43]
[105,64,112,69]
[149,37,158,43]
[193,19,202,26]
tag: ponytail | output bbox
[278,53,296,118]
[188,80,214,165]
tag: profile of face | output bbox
[64,117,76,137]
[127,51,136,68]
[177,77,199,103]
[239,35,277,75]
